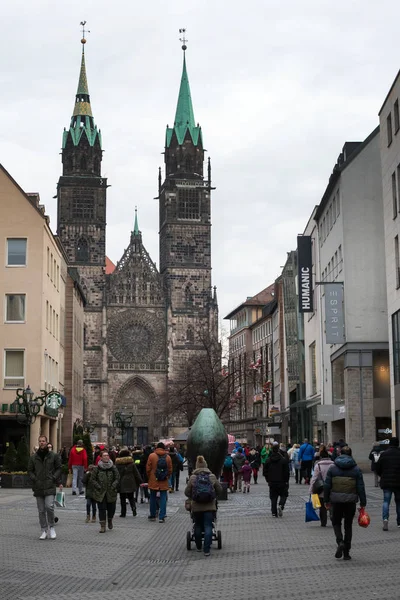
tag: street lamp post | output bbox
[14,386,47,448]
[112,411,133,446]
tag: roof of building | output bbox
[0,164,49,223]
[379,69,400,115]
[166,51,202,148]
[105,256,116,274]
[62,40,101,150]
[224,283,275,320]
[314,126,379,222]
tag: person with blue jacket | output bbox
[298,439,315,484]
[324,446,366,561]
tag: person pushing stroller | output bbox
[185,455,222,556]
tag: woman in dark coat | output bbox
[91,450,120,533]
[115,447,142,517]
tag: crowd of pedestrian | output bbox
[27,432,400,563]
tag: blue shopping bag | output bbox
[305,495,320,522]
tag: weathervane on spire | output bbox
[179,28,187,51]
[80,20,90,45]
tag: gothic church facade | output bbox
[57,40,218,444]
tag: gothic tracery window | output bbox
[186,326,194,342]
[177,188,200,220]
[184,283,194,305]
[76,237,89,263]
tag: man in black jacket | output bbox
[28,435,61,540]
[375,437,400,531]
[263,442,289,517]
[324,446,366,560]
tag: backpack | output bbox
[192,471,216,503]
[155,455,169,481]
[224,456,233,469]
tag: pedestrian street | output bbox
[0,471,399,600]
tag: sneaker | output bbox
[39,530,47,540]
[49,527,56,540]
[343,554,352,561]
[335,542,345,559]
[383,519,389,531]
[397,524,400,528]
[133,508,137,516]
[91,516,96,523]
[277,506,283,517]
[272,514,278,518]
[79,491,84,495]
[119,514,126,518]
[148,516,156,521]
[159,518,165,523]
[196,548,202,552]
[72,491,77,495]
[204,552,210,557]
[85,516,90,523]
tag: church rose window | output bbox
[177,188,200,220]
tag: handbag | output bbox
[311,493,321,509]
[305,495,320,522]
[358,506,370,528]
[184,499,192,512]
[311,463,324,494]
[55,489,66,508]
[66,473,73,488]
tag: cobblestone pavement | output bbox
[0,470,399,600]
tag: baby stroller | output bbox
[186,505,222,551]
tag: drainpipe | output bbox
[359,351,364,442]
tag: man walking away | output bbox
[375,436,400,531]
[68,439,88,495]
[298,438,315,484]
[324,446,366,561]
[263,442,289,517]
[146,442,172,523]
[28,435,61,540]
[232,448,246,492]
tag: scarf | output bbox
[98,459,114,470]
[37,448,49,460]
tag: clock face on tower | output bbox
[107,310,165,363]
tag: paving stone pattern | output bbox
[0,471,398,600]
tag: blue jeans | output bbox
[149,490,167,520]
[72,465,84,493]
[169,472,176,489]
[193,511,214,554]
[382,489,400,523]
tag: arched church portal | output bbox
[113,376,157,446]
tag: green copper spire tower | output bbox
[62,36,101,149]
[166,42,202,149]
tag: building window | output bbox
[392,309,400,384]
[387,113,393,146]
[309,342,317,395]
[184,284,194,305]
[72,189,94,220]
[5,294,25,322]
[47,247,50,276]
[338,245,343,272]
[4,350,24,388]
[177,188,200,220]
[395,236,400,289]
[336,190,340,217]
[393,172,398,219]
[186,326,194,342]
[395,100,400,134]
[76,238,89,262]
[7,238,27,266]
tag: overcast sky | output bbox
[1,1,399,326]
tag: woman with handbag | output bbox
[309,445,333,526]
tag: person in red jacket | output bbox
[68,439,88,495]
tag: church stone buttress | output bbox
[159,44,219,380]
[57,37,108,438]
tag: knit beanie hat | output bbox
[195,455,208,469]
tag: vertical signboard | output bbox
[325,283,345,344]
[297,236,313,313]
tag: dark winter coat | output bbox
[324,455,366,506]
[83,470,96,500]
[28,449,61,498]
[115,456,142,493]
[263,451,290,484]
[375,447,400,490]
[368,446,383,472]
[232,452,246,473]
[249,451,261,469]
[91,462,120,503]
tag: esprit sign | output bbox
[297,236,313,313]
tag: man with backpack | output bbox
[185,455,222,556]
[146,442,172,523]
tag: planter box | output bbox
[0,474,31,488]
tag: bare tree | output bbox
[167,326,240,425]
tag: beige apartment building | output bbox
[0,165,84,458]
